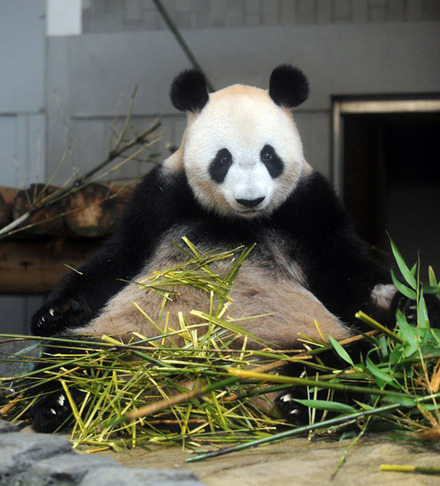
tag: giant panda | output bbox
[29,65,435,432]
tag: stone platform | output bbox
[2,419,440,486]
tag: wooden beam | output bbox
[64,182,134,238]
[0,187,20,228]
[0,182,135,238]
[0,238,101,294]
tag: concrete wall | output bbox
[46,20,440,183]
[1,0,440,334]
[0,1,47,334]
[81,0,440,32]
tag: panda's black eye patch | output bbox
[209,148,233,183]
[260,144,283,178]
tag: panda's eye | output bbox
[261,147,274,161]
[260,144,283,178]
[209,148,233,183]
[220,152,232,165]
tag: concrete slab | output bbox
[98,435,440,486]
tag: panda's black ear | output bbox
[170,69,209,113]
[269,65,309,108]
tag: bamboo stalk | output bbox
[380,465,440,475]
[187,392,440,463]
[228,369,419,401]
[355,311,403,343]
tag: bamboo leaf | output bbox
[328,335,353,365]
[423,286,440,295]
[3,236,440,455]
[293,398,357,414]
[417,289,429,334]
[365,357,396,388]
[190,310,272,348]
[391,269,417,300]
[381,394,417,407]
[389,239,417,290]
[396,309,418,357]
[428,266,438,287]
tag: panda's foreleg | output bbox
[31,245,138,337]
[31,165,186,338]
[29,247,144,431]
[390,290,440,329]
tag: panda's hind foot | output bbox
[31,297,92,336]
[31,388,84,433]
[275,388,310,426]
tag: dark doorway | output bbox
[341,110,440,275]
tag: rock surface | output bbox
[0,419,205,486]
[98,433,440,486]
[2,342,440,485]
[1,420,440,485]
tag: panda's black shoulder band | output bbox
[269,65,309,108]
[170,69,209,113]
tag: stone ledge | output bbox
[0,419,205,486]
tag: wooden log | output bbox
[64,183,120,238]
[0,187,20,228]
[12,184,66,235]
[2,181,135,238]
[0,238,100,294]
[104,182,136,215]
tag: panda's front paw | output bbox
[424,293,440,328]
[275,389,309,425]
[400,293,440,328]
[31,297,91,336]
[31,391,72,433]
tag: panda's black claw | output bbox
[31,297,92,336]
[275,388,309,425]
[424,294,440,328]
[400,293,440,328]
[31,391,71,433]
[31,387,85,433]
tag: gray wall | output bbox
[82,0,440,32]
[0,0,46,186]
[1,0,440,334]
[47,20,440,183]
[0,0,46,333]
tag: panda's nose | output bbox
[236,197,265,208]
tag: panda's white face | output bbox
[182,85,307,218]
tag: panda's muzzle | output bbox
[235,196,265,209]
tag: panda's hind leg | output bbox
[31,382,85,433]
[29,340,89,432]
[275,388,310,426]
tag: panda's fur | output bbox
[76,225,350,347]
[31,65,414,431]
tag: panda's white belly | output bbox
[75,228,351,348]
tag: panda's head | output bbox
[169,65,310,219]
